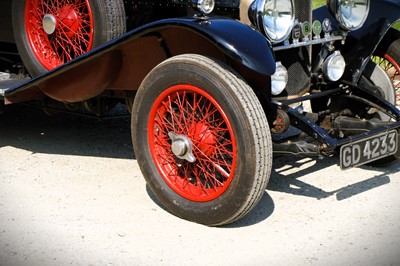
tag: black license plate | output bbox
[340,130,398,170]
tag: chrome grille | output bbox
[294,0,312,23]
[274,0,312,98]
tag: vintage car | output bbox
[0,0,399,226]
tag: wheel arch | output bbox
[6,18,275,104]
[110,19,276,100]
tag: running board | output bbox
[0,78,31,97]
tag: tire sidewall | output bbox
[12,0,111,77]
[384,28,400,60]
[369,29,400,166]
[132,60,262,225]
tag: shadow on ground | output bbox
[228,155,398,228]
[0,103,134,159]
[269,155,398,201]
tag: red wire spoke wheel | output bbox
[148,84,237,202]
[132,54,272,226]
[24,0,94,70]
[12,0,126,77]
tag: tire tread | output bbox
[143,54,273,226]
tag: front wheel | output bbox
[373,28,400,107]
[368,28,400,166]
[131,54,273,226]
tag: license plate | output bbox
[340,130,398,170]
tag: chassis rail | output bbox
[272,82,400,155]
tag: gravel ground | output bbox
[0,104,399,266]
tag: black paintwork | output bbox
[123,0,240,29]
[5,17,275,98]
[313,0,400,83]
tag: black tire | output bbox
[374,28,400,107]
[131,54,273,226]
[369,28,400,167]
[12,0,126,77]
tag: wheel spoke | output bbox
[149,84,237,202]
[25,0,94,70]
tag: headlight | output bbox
[271,62,288,95]
[327,0,370,31]
[249,0,294,43]
[191,0,215,15]
[323,51,346,81]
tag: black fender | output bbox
[313,0,400,83]
[6,17,276,103]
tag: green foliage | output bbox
[313,0,325,9]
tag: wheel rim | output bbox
[148,84,237,202]
[373,52,400,107]
[25,0,94,70]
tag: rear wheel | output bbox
[131,54,272,226]
[12,0,126,77]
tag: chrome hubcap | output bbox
[168,132,196,163]
[42,14,57,35]
[171,139,187,156]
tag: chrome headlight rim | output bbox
[271,61,289,95]
[327,0,370,31]
[191,0,215,15]
[254,0,295,44]
[323,51,346,82]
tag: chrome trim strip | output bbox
[273,35,344,51]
